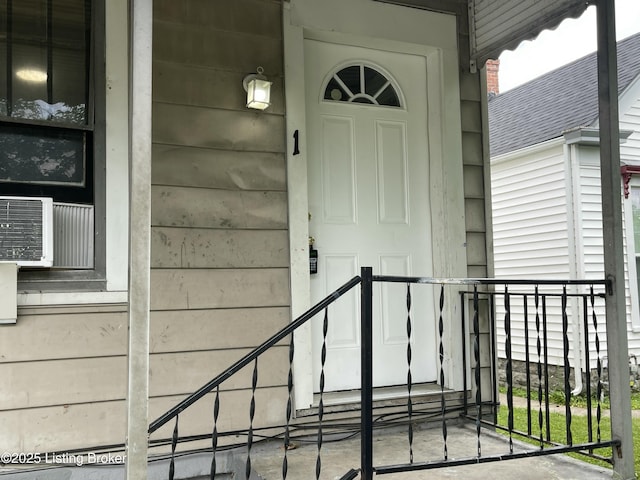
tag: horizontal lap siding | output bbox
[492,150,570,278]
[0,0,290,453]
[620,95,640,163]
[492,147,571,364]
[149,0,290,444]
[0,305,129,451]
[579,165,635,358]
[460,70,489,278]
[459,69,492,405]
[620,89,640,355]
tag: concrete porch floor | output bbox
[249,421,613,480]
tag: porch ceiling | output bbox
[375,0,593,67]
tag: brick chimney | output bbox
[486,59,500,97]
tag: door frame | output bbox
[283,0,468,411]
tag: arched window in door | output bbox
[322,63,403,107]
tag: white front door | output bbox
[306,39,437,392]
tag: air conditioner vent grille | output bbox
[0,198,48,263]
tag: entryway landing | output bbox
[248,420,613,480]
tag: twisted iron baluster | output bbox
[316,308,329,480]
[473,284,482,457]
[211,386,220,479]
[581,293,594,450]
[504,286,514,453]
[523,294,532,435]
[542,296,551,441]
[561,286,573,446]
[406,283,414,464]
[283,334,295,479]
[246,358,259,479]
[438,284,448,460]
[591,286,602,443]
[169,415,178,480]
[535,286,544,449]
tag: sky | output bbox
[498,0,640,92]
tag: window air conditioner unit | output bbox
[0,196,54,267]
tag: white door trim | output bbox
[284,0,467,411]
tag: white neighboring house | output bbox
[489,33,640,386]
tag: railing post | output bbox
[361,267,374,480]
[596,1,635,477]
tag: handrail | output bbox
[373,275,610,287]
[148,275,362,434]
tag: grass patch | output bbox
[499,385,640,410]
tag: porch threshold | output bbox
[298,383,464,417]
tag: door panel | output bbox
[376,121,408,224]
[321,116,356,224]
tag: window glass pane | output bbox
[376,84,400,107]
[0,123,85,186]
[324,77,347,102]
[1,0,89,125]
[323,63,402,108]
[51,0,89,124]
[363,66,386,97]
[0,0,6,116]
[336,65,361,96]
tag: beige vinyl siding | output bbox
[0,305,128,451]
[492,146,571,364]
[459,67,492,404]
[149,0,290,443]
[460,68,489,278]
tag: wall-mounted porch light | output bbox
[242,66,272,110]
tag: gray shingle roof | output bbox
[489,32,640,157]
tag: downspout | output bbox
[564,140,583,396]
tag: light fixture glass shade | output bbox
[246,77,272,110]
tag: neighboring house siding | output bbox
[620,79,640,163]
[619,77,640,354]
[576,164,611,359]
[578,165,606,280]
[579,164,639,355]
[492,146,572,364]
[491,148,570,278]
[149,0,290,441]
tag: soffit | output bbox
[375,0,593,67]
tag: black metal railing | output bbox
[366,274,620,477]
[148,274,362,480]
[148,268,621,479]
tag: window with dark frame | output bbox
[0,0,105,285]
[0,0,93,204]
